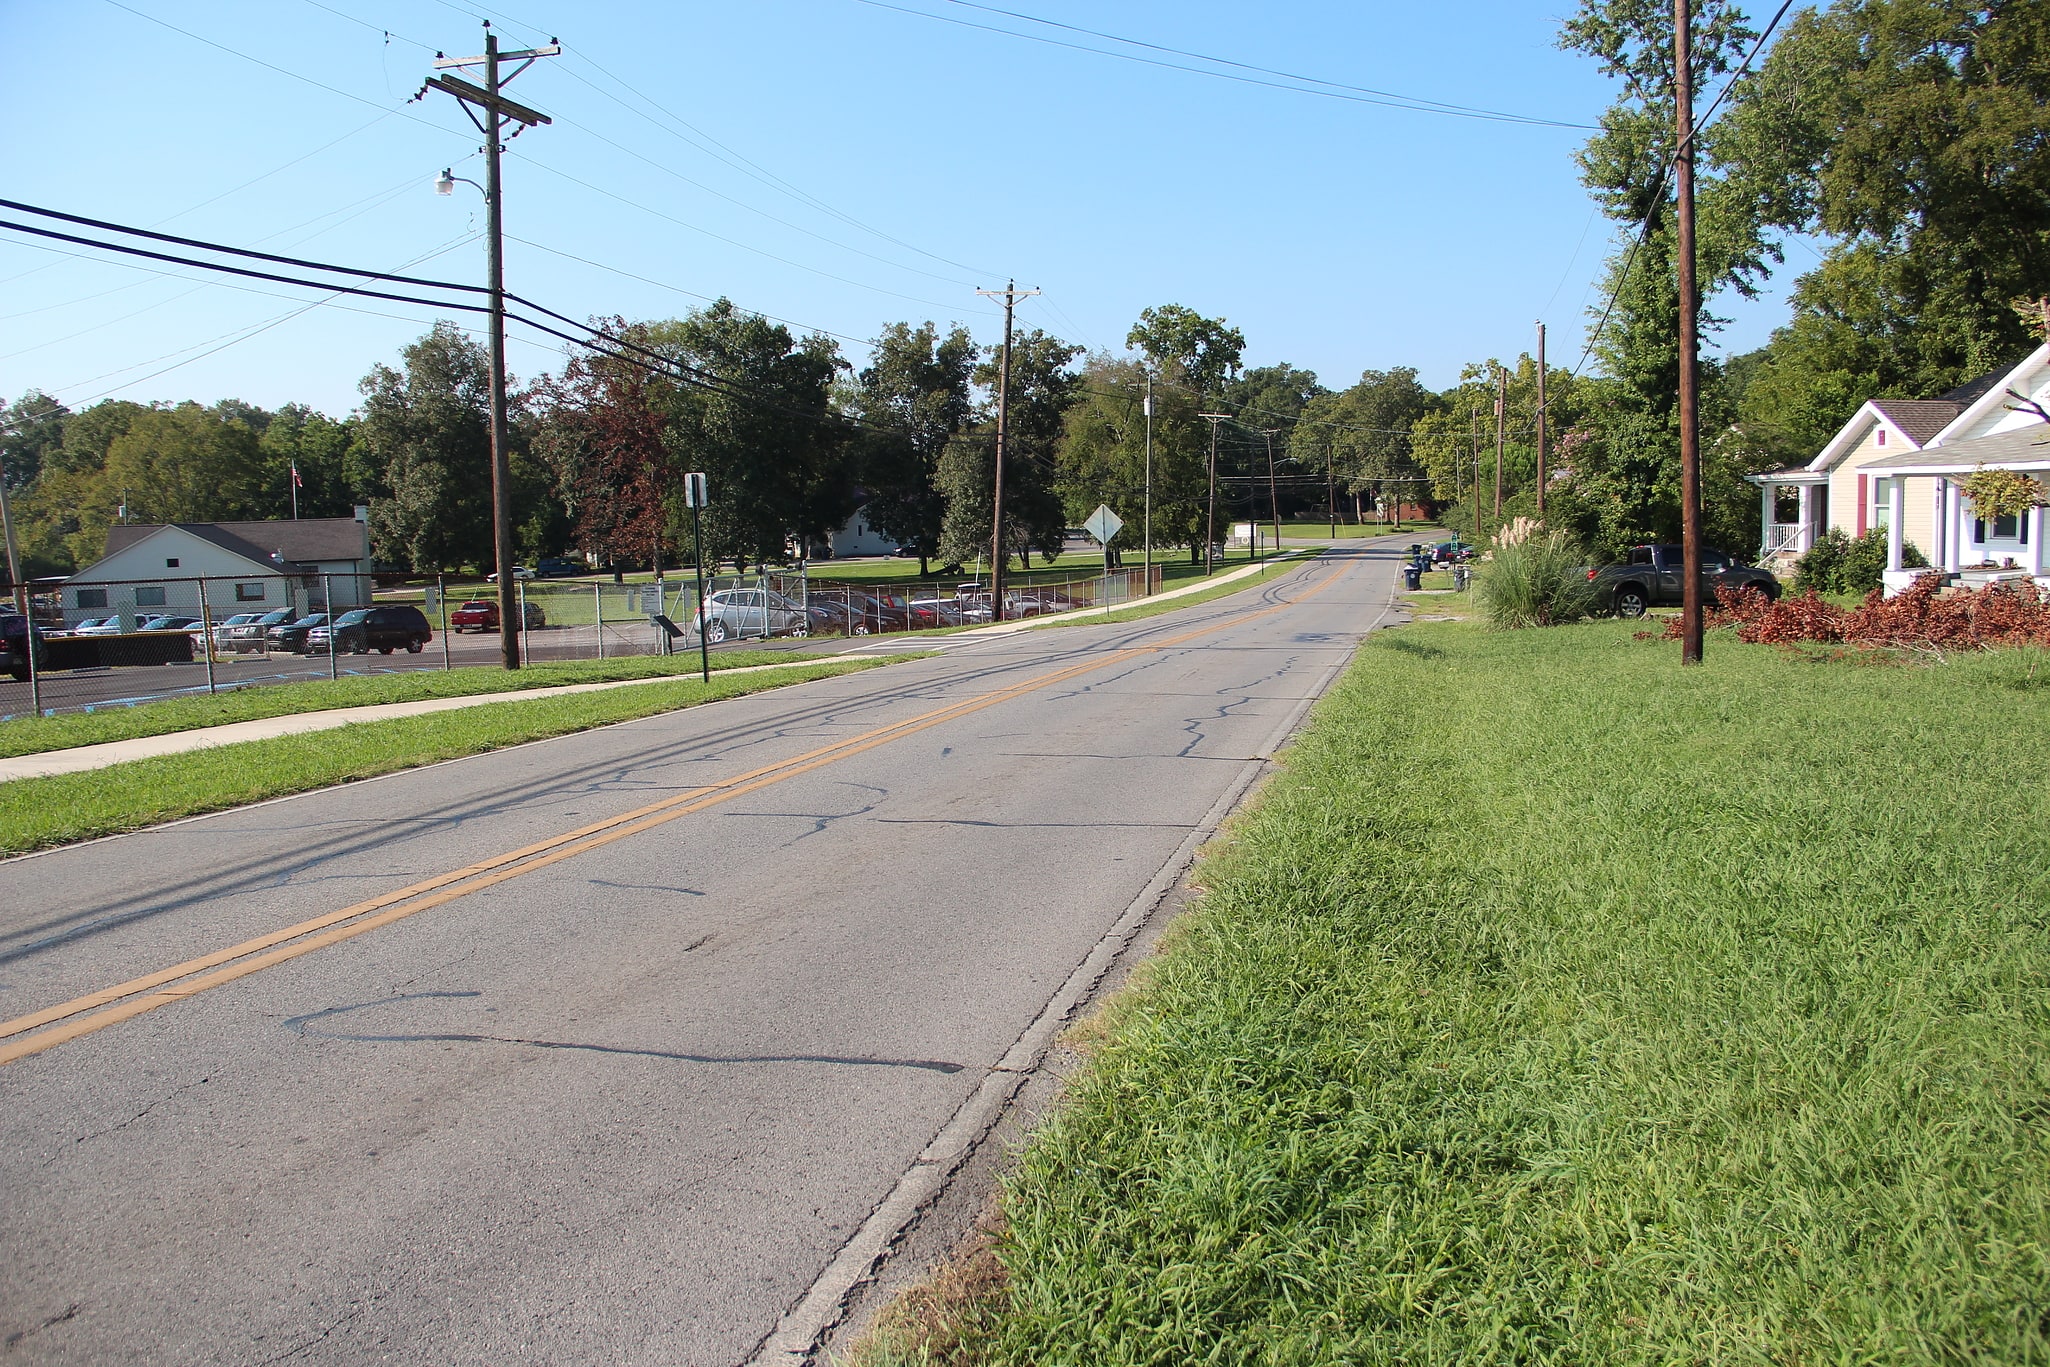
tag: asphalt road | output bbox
[0,541,1404,1366]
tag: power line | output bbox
[933,0,1598,129]
[1569,0,1796,379]
[850,0,1594,130]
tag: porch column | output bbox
[1759,480,1775,561]
[1942,479,1964,572]
[1887,479,1905,571]
[2031,504,2046,577]
[1798,484,1817,552]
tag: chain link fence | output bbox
[5,563,1163,719]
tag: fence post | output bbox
[198,578,217,695]
[325,574,338,681]
[19,582,42,716]
[439,574,451,671]
[594,581,604,660]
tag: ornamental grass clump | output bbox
[1474,530,1597,628]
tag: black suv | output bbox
[322,605,433,655]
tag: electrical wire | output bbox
[850,0,1593,130]
[933,0,1597,129]
[1568,0,1796,379]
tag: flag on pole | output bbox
[290,463,302,487]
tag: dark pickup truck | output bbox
[1586,544,1781,618]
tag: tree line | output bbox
[4,0,2041,580]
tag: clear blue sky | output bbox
[1,0,1802,418]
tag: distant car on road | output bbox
[534,556,583,579]
[307,605,434,655]
[486,566,534,583]
[449,598,545,632]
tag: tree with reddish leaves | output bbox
[528,319,677,574]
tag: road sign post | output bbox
[684,472,710,685]
[1084,503,1124,610]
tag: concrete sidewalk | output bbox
[0,659,875,783]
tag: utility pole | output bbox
[1198,412,1230,574]
[976,281,1038,622]
[1493,365,1507,519]
[1142,374,1154,593]
[1535,321,1548,520]
[0,463,20,595]
[1259,429,1282,561]
[425,24,558,670]
[1327,444,1337,539]
[1470,401,1482,547]
[1674,0,1704,665]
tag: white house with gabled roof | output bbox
[1748,343,2049,592]
[62,511,375,628]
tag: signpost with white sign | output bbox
[1085,503,1124,608]
[684,472,710,683]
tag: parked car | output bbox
[449,598,545,632]
[1,612,33,680]
[266,612,328,652]
[226,609,297,649]
[1584,543,1782,618]
[137,614,201,632]
[199,612,270,651]
[534,556,583,579]
[695,589,808,642]
[307,604,434,654]
[1006,588,1076,617]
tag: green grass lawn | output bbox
[863,621,2050,1364]
[0,650,821,760]
[0,656,898,854]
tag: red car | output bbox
[449,598,546,632]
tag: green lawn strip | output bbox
[0,651,822,760]
[1030,558,1316,629]
[0,657,897,855]
[954,623,2050,1362]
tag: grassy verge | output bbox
[0,651,823,759]
[0,657,895,855]
[865,621,2050,1363]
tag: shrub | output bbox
[1474,532,1597,628]
[1667,575,2050,651]
[1796,527,1927,594]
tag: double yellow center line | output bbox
[0,560,1344,1066]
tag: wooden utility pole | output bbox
[1470,401,1482,546]
[1535,322,1548,519]
[1198,413,1230,573]
[1493,366,1507,519]
[976,281,1039,622]
[1260,428,1282,561]
[1675,0,1704,665]
[426,25,558,670]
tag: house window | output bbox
[1871,477,1893,528]
[165,557,180,568]
[235,582,266,602]
[1876,429,1887,446]
[135,586,166,607]
[75,588,107,609]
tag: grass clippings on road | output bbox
[862,620,2050,1364]
[0,656,895,856]
[0,650,819,760]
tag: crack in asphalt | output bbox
[3,1302,81,1353]
[63,1075,211,1155]
[284,992,964,1074]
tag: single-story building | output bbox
[63,509,376,628]
[1749,344,2048,593]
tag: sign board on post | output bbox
[1083,504,1124,545]
[683,472,711,684]
[683,472,708,509]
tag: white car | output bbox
[695,589,808,643]
[71,616,124,636]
